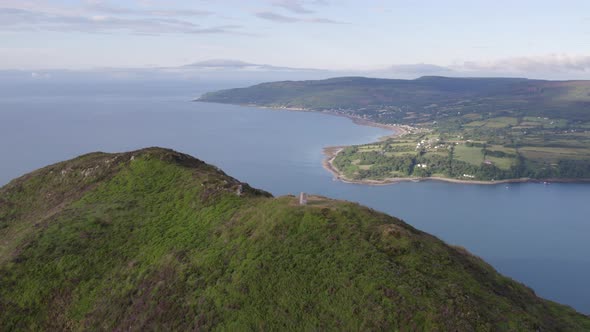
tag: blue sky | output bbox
[1,0,590,77]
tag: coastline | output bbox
[322,146,590,186]
[249,104,411,140]
[317,114,590,186]
[195,100,411,139]
[197,101,590,186]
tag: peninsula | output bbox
[198,76,590,184]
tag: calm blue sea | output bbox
[1,80,589,313]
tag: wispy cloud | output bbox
[255,11,345,24]
[86,3,213,17]
[271,0,314,14]
[457,54,590,73]
[181,59,325,73]
[268,0,331,14]
[386,64,453,75]
[256,11,298,23]
[0,7,241,35]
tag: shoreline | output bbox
[196,100,411,139]
[322,146,590,186]
[315,111,590,186]
[249,104,412,139]
[197,101,590,186]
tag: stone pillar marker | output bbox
[236,184,243,196]
[299,192,307,205]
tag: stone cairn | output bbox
[299,192,308,206]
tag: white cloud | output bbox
[86,3,213,17]
[31,71,51,79]
[457,54,590,73]
[271,0,314,14]
[0,7,241,35]
[255,11,345,24]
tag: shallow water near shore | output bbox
[1,81,589,313]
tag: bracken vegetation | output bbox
[1,147,589,330]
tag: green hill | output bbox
[1,147,588,330]
[197,76,590,124]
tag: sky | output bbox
[1,0,590,78]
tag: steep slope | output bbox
[0,148,588,331]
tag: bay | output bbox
[1,81,589,313]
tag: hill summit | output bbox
[1,148,588,330]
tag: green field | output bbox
[454,145,484,165]
[332,113,590,181]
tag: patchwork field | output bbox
[333,114,590,181]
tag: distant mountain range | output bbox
[2,58,588,84]
[0,59,333,84]
[181,59,323,72]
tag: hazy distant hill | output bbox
[1,148,588,330]
[198,76,590,124]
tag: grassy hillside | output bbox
[198,76,590,124]
[1,147,589,330]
